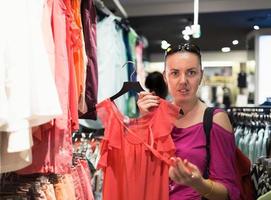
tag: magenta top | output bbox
[169,110,240,200]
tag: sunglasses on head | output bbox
[165,43,201,58]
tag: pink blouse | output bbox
[169,110,240,200]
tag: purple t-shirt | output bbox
[169,111,240,200]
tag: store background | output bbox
[1,1,271,199]
[105,0,271,107]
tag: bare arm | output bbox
[169,158,228,200]
[213,111,233,133]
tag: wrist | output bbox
[201,179,214,197]
[192,178,214,198]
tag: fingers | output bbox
[175,158,192,177]
[138,91,153,99]
[169,166,182,183]
[183,159,203,183]
[138,91,159,101]
[137,92,160,115]
[169,157,203,186]
[184,159,197,171]
[169,157,191,184]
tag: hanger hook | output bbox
[121,61,136,81]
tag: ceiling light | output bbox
[253,25,260,30]
[221,47,231,53]
[232,40,239,45]
[183,35,190,41]
[182,26,193,36]
[191,24,201,38]
[161,40,170,50]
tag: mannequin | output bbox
[237,63,247,95]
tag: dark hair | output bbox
[145,72,168,99]
[164,43,202,67]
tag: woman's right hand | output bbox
[137,91,160,116]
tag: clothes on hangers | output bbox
[251,158,271,198]
[80,0,98,120]
[72,125,103,200]
[0,173,78,200]
[228,108,271,164]
[0,0,63,173]
[96,14,128,113]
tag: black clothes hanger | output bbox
[114,18,130,32]
[110,61,144,101]
[93,0,111,21]
[110,82,144,101]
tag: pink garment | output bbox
[76,160,94,200]
[51,0,70,130]
[17,0,73,174]
[17,124,72,174]
[169,110,240,200]
[65,0,79,132]
[71,166,84,200]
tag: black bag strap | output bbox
[203,107,216,179]
[202,107,216,200]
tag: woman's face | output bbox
[164,52,203,105]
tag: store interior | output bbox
[1,0,271,200]
[105,0,271,108]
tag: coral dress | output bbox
[96,98,179,200]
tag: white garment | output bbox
[254,128,265,160]
[262,126,270,157]
[248,131,258,163]
[0,128,33,173]
[0,0,62,172]
[97,15,128,113]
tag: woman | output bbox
[137,43,240,200]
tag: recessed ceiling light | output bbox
[253,25,260,30]
[161,40,170,50]
[221,47,231,53]
[232,40,239,45]
[183,35,190,41]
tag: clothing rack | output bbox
[227,106,271,115]
[227,106,271,129]
[112,0,128,18]
[94,0,128,18]
[71,125,103,199]
[227,106,271,165]
[252,157,271,198]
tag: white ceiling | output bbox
[110,0,271,17]
[104,0,271,54]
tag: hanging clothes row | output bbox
[227,107,271,164]
[0,169,94,200]
[95,2,145,117]
[251,157,271,199]
[0,126,101,200]
[72,125,103,200]
[1,0,142,174]
[0,0,63,173]
[11,0,98,175]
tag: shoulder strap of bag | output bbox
[203,107,216,179]
[202,107,216,200]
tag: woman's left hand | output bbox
[169,157,204,187]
